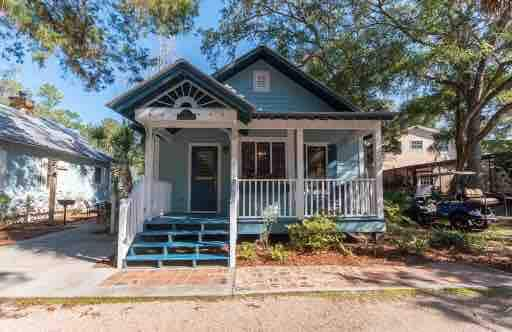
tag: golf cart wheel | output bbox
[449,212,471,231]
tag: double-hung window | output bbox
[241,141,286,179]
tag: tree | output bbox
[0,0,199,90]
[38,83,63,110]
[363,0,512,185]
[200,0,407,110]
[110,124,143,195]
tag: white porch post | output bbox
[229,128,239,268]
[144,126,154,219]
[296,128,305,219]
[373,124,384,219]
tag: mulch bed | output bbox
[237,243,512,273]
[0,216,96,246]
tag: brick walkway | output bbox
[101,268,230,288]
[99,262,512,297]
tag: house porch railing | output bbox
[237,178,377,219]
[117,176,172,268]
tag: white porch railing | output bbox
[305,178,377,217]
[236,178,377,219]
[116,176,172,268]
[238,179,297,218]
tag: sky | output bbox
[0,1,240,125]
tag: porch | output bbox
[117,119,384,269]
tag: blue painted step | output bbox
[147,216,228,225]
[130,241,226,249]
[138,230,227,237]
[125,253,228,267]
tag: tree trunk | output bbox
[466,114,482,188]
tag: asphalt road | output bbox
[1,291,511,332]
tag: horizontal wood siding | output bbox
[225,60,336,113]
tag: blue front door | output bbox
[190,146,219,212]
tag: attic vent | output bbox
[253,70,270,92]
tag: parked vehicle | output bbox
[410,171,498,231]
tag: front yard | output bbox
[236,216,512,274]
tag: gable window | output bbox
[241,141,285,178]
[410,140,423,151]
[305,144,327,178]
[253,70,270,92]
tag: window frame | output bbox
[252,70,271,92]
[239,137,287,179]
[305,143,329,179]
[410,140,424,151]
[94,167,103,185]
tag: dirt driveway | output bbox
[0,222,116,297]
[1,291,511,332]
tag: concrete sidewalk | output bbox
[1,224,512,298]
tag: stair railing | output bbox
[117,176,172,268]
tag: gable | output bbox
[225,60,336,113]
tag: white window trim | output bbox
[305,143,329,179]
[253,70,271,92]
[187,143,222,213]
[239,137,288,179]
[410,140,424,151]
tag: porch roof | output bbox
[106,60,255,123]
[251,111,396,120]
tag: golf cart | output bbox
[410,171,498,230]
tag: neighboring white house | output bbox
[384,125,456,170]
[0,103,112,218]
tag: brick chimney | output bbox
[8,91,35,115]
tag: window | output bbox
[437,142,449,152]
[241,141,286,178]
[253,70,270,92]
[94,167,103,185]
[410,140,423,151]
[305,145,327,178]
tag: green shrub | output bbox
[391,233,429,255]
[384,192,414,226]
[429,229,488,253]
[429,229,465,250]
[238,242,257,261]
[269,244,289,263]
[462,233,488,254]
[287,215,340,252]
[412,236,429,255]
[0,192,11,223]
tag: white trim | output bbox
[296,129,305,219]
[141,79,229,109]
[229,130,239,268]
[304,143,328,179]
[135,115,380,131]
[187,143,222,213]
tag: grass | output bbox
[4,287,512,308]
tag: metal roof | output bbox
[0,104,111,165]
[251,111,396,120]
